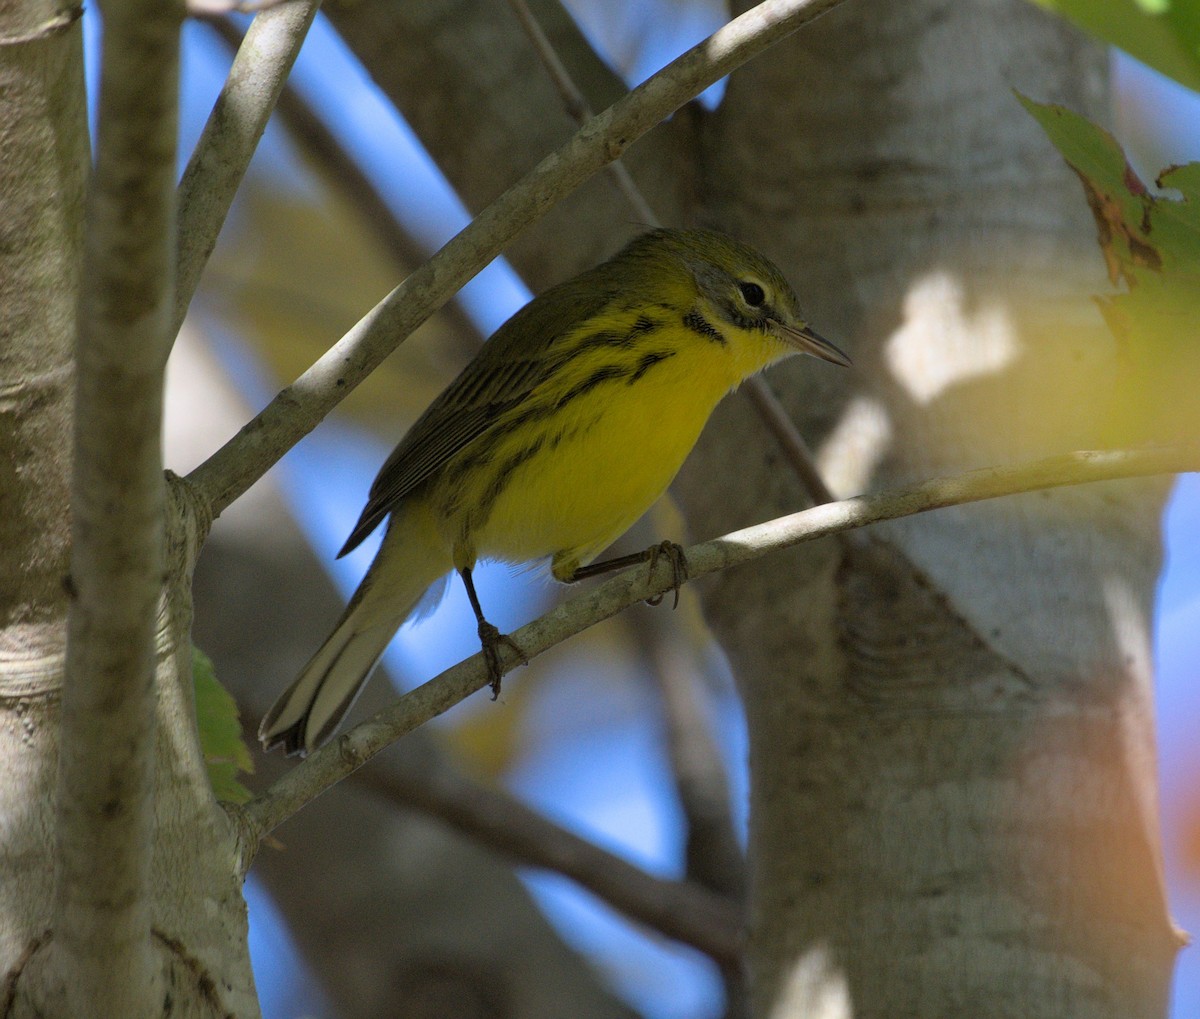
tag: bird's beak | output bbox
[772,320,852,367]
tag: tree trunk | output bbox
[0,8,258,1016]
[673,1,1181,1015]
[0,0,86,988]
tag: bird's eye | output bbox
[738,281,766,307]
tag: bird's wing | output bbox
[338,269,617,557]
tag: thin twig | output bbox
[175,0,319,335]
[506,0,751,924]
[352,758,742,962]
[637,613,746,900]
[635,611,750,1009]
[186,0,852,517]
[742,375,837,504]
[55,1,182,1013]
[189,0,294,15]
[503,15,811,998]
[239,444,1198,841]
[201,15,482,349]
[505,0,657,226]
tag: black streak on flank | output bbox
[628,349,676,384]
[557,364,631,407]
[683,308,726,345]
[474,436,547,522]
[573,330,637,353]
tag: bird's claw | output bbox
[478,621,527,699]
[645,540,688,609]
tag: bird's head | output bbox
[641,228,852,370]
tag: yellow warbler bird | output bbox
[260,228,849,755]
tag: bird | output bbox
[259,227,850,756]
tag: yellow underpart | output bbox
[427,296,792,579]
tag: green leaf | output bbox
[1020,94,1200,442]
[1029,0,1200,93]
[1017,94,1200,285]
[192,647,254,804]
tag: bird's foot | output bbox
[478,621,527,699]
[644,540,688,609]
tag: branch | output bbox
[188,0,295,14]
[201,14,483,349]
[636,613,746,900]
[186,0,851,516]
[240,445,1198,840]
[352,758,742,963]
[504,0,656,226]
[174,0,318,334]
[633,612,749,989]
[323,0,638,283]
[52,0,182,1013]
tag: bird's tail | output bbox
[258,501,450,756]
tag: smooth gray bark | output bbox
[0,0,86,998]
[676,2,1179,1016]
[0,4,259,1016]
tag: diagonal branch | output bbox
[352,758,743,963]
[186,0,851,517]
[239,445,1198,844]
[175,0,319,335]
[53,0,182,1013]
[635,612,746,900]
[200,14,483,347]
[504,0,656,225]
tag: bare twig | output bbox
[505,0,747,919]
[53,0,183,1013]
[501,16,811,999]
[239,444,1199,842]
[352,758,742,962]
[187,0,851,516]
[189,0,294,15]
[505,0,657,226]
[635,611,750,1010]
[638,614,745,899]
[201,15,482,348]
[175,0,319,334]
[742,375,837,505]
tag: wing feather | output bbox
[338,266,620,557]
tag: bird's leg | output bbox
[458,566,526,699]
[564,541,689,609]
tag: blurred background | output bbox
[81,1,1200,1015]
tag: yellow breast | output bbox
[434,301,790,577]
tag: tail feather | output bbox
[259,504,450,756]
